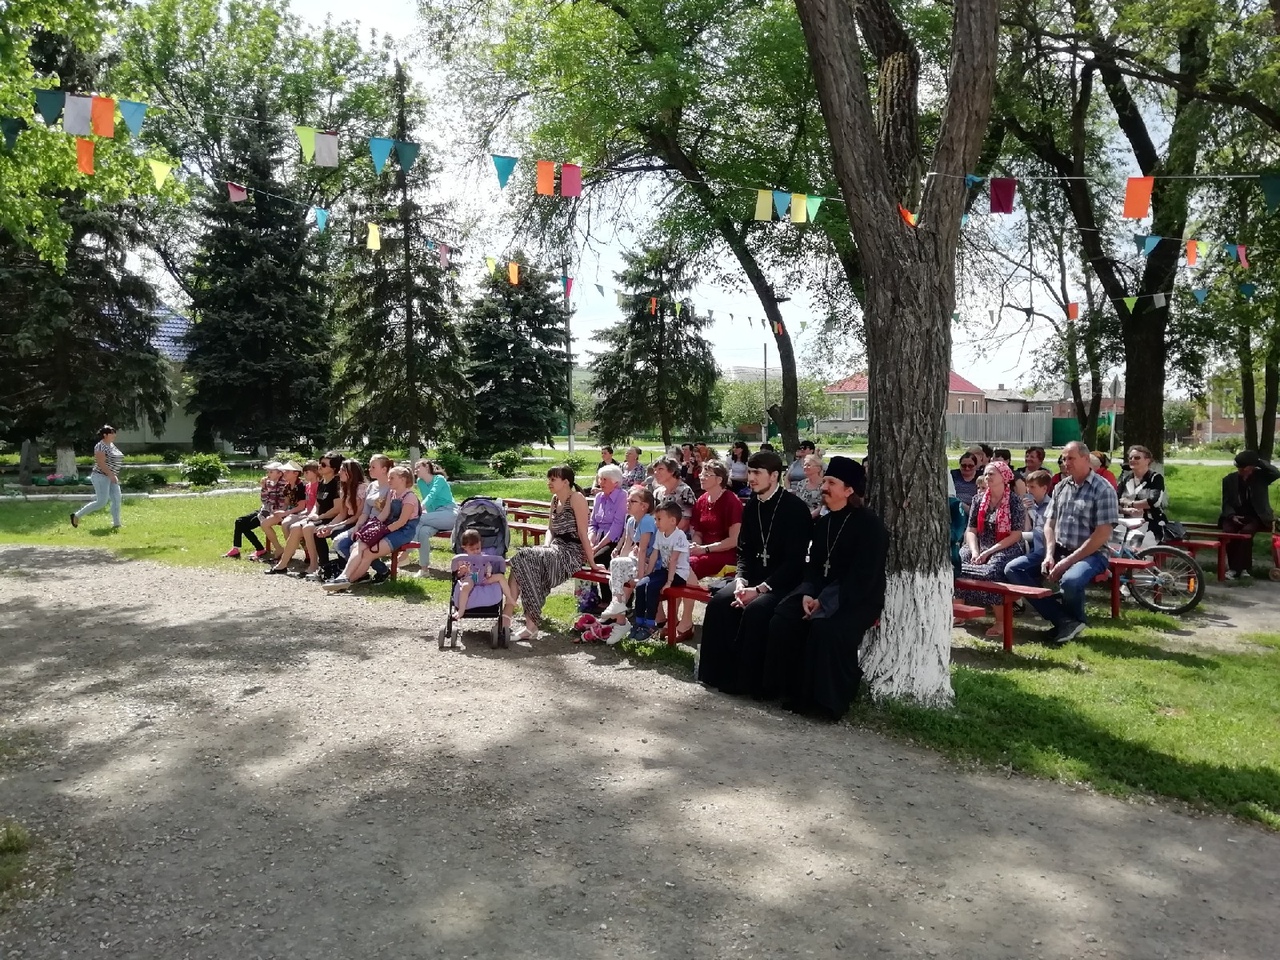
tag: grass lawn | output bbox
[3,468,1280,828]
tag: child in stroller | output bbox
[437,498,512,650]
[452,529,512,620]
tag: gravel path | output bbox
[2,545,1277,959]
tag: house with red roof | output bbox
[820,370,988,434]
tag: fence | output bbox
[945,412,1052,446]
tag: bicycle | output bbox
[1107,517,1205,615]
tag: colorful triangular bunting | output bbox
[790,193,806,224]
[0,117,25,151]
[369,137,394,174]
[754,190,772,221]
[491,154,518,188]
[314,131,338,167]
[62,95,91,135]
[989,177,1017,214]
[90,96,115,136]
[1123,176,1154,219]
[1143,236,1160,256]
[535,160,555,196]
[394,140,419,172]
[118,100,147,136]
[1192,287,1208,304]
[76,137,94,175]
[806,195,824,221]
[227,182,248,202]
[367,223,381,251]
[561,163,582,197]
[312,207,328,232]
[147,159,172,189]
[772,190,789,219]
[1123,296,1138,313]
[295,126,317,162]
[34,90,65,125]
[1260,173,1280,213]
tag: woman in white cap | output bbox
[224,460,286,559]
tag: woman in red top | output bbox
[679,460,744,640]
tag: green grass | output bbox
[855,628,1280,828]
[0,822,32,896]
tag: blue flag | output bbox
[394,140,420,172]
[34,90,65,125]
[1143,236,1160,256]
[118,100,147,136]
[491,154,518,188]
[312,207,329,232]
[1193,288,1209,304]
[772,190,790,219]
[964,174,984,189]
[1240,283,1257,300]
[369,137,394,174]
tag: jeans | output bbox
[334,526,387,576]
[634,572,685,623]
[416,504,459,563]
[75,472,122,526]
[1006,550,1109,627]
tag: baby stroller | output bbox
[437,497,511,650]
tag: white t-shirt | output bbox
[654,527,692,580]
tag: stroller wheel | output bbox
[490,621,502,649]
[1270,567,1280,582]
[436,626,447,650]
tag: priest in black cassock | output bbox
[696,450,813,698]
[765,456,888,721]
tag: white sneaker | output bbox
[1225,570,1239,580]
[600,598,627,618]
[605,623,630,645]
[1240,569,1252,579]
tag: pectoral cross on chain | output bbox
[823,558,831,577]
[759,548,769,565]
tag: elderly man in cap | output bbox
[1219,450,1280,579]
[764,456,888,721]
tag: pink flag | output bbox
[989,178,1017,214]
[563,276,574,298]
[560,163,582,197]
[438,244,451,269]
[227,182,248,203]
[1238,244,1249,269]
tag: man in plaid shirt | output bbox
[1006,441,1118,644]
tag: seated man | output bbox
[1006,441,1117,645]
[765,457,887,721]
[1218,450,1280,579]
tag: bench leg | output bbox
[390,548,400,581]
[665,595,679,646]
[1002,597,1014,653]
[1111,572,1120,619]
[1217,542,1227,582]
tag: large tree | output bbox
[460,258,571,455]
[587,245,718,446]
[793,0,1000,704]
[183,94,329,450]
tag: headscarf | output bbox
[977,460,1014,537]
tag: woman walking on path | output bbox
[70,425,124,530]
[505,465,600,642]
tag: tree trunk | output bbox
[56,445,77,478]
[1236,323,1259,452]
[1261,310,1280,459]
[18,439,38,485]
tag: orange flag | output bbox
[649,297,657,315]
[1067,302,1080,321]
[898,204,917,227]
[1185,240,1198,266]
[508,261,520,284]
[76,137,94,174]
[1123,176,1154,219]
[535,160,555,196]
[90,96,115,136]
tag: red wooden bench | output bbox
[952,578,1054,652]
[1091,556,1156,618]
[1166,528,1254,582]
[510,521,548,546]
[388,530,454,580]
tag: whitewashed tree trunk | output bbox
[56,445,77,478]
[860,568,954,707]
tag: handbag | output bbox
[354,517,390,546]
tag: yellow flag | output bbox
[367,224,380,251]
[147,159,172,189]
[486,256,497,276]
[754,190,772,221]
[791,193,807,223]
[508,261,520,284]
[294,125,317,163]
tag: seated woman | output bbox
[676,460,743,640]
[956,461,1027,639]
[505,465,600,642]
[266,453,344,577]
[680,443,703,496]
[727,441,751,494]
[647,456,697,531]
[1118,445,1168,524]
[790,453,825,519]
[324,465,420,591]
[414,459,459,576]
[619,446,647,487]
[950,453,980,507]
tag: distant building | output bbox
[113,304,203,452]
[985,383,1056,414]
[819,370,987,433]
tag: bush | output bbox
[562,453,590,477]
[123,471,168,491]
[1094,423,1112,451]
[488,449,525,477]
[180,453,226,486]
[431,443,466,479]
[1201,436,1245,455]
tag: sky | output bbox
[288,0,1051,395]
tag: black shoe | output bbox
[264,567,289,575]
[370,570,390,584]
[1050,619,1086,646]
[70,512,79,528]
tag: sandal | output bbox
[513,624,539,642]
[984,625,1004,638]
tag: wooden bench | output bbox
[953,578,1054,652]
[510,521,548,546]
[388,530,453,580]
[1166,528,1254,581]
[1091,556,1156,618]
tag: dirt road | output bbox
[2,545,1276,958]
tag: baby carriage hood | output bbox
[451,497,510,554]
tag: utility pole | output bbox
[762,341,769,443]
[393,61,419,459]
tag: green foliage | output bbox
[561,453,590,478]
[714,377,836,430]
[0,820,32,894]
[1095,422,1112,451]
[1164,400,1197,438]
[430,443,466,479]
[123,470,169,491]
[460,257,571,456]
[587,245,719,446]
[488,449,525,477]
[179,453,226,486]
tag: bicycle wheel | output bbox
[1130,545,1205,615]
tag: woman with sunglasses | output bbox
[1118,445,1168,521]
[950,453,980,508]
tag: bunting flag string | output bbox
[76,138,94,175]
[227,182,248,203]
[119,100,147,137]
[90,96,115,137]
[63,95,91,135]
[1,118,26,151]
[1123,176,1154,219]
[370,137,394,175]
[34,90,64,125]
[314,131,338,167]
[295,125,316,162]
[492,154,518,188]
[147,159,172,189]
[989,177,1017,214]
[393,140,419,173]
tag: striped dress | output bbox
[93,440,124,478]
[510,497,584,626]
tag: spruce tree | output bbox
[183,94,329,451]
[460,256,571,455]
[330,62,469,449]
[587,245,719,447]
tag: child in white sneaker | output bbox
[630,502,691,640]
[595,487,657,642]
[452,528,511,620]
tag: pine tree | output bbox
[460,257,571,455]
[330,62,470,449]
[587,245,719,447]
[0,204,172,452]
[183,94,329,451]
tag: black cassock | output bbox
[697,488,813,697]
[765,505,888,717]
